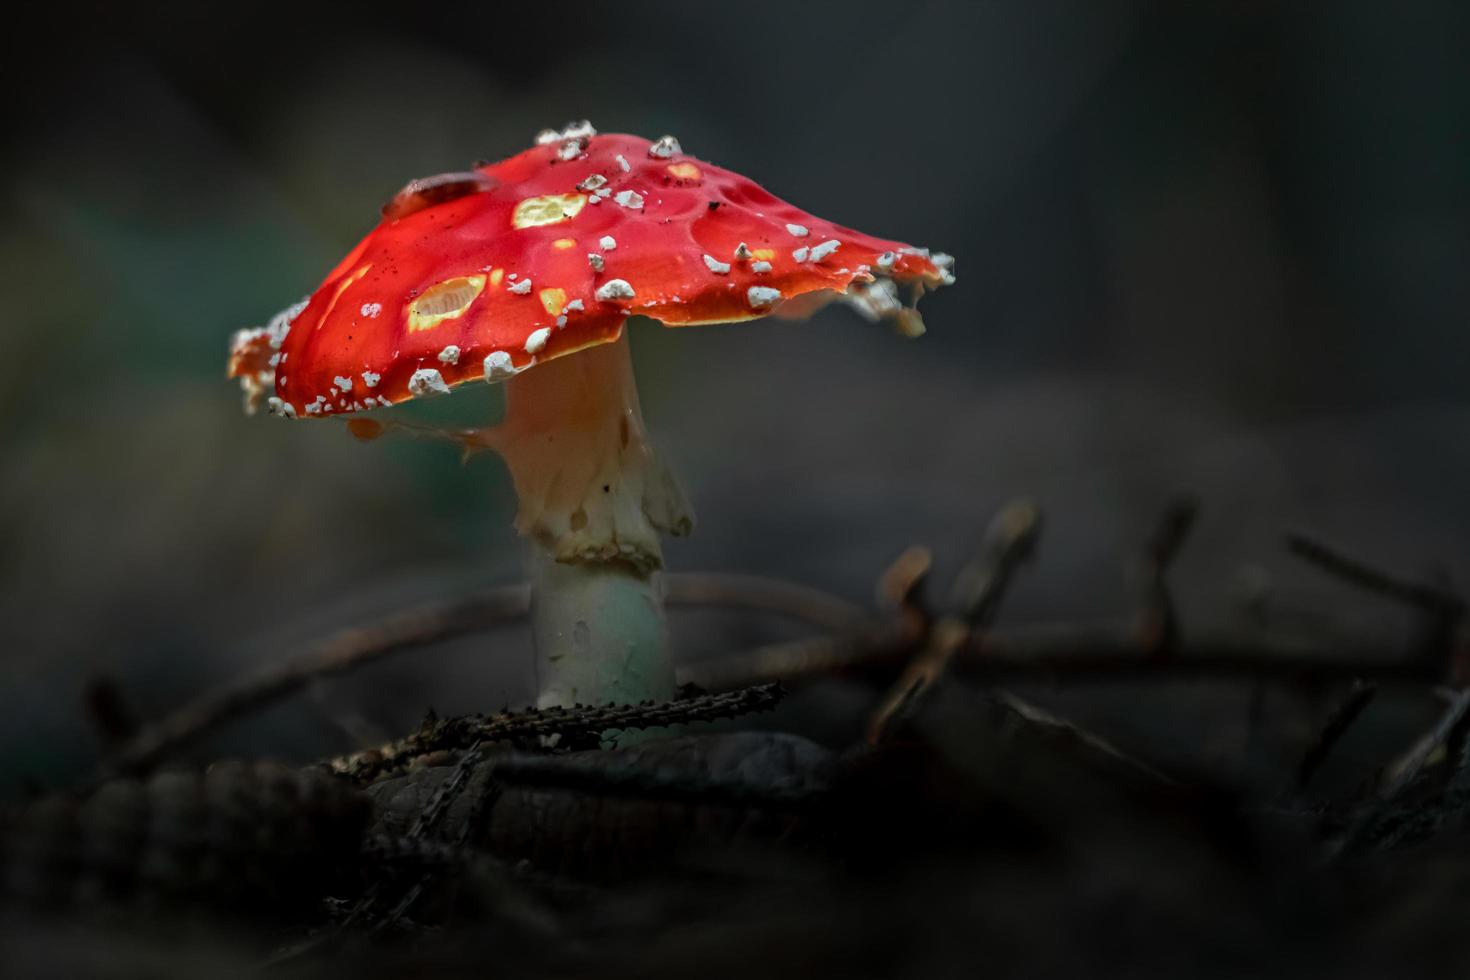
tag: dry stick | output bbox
[102,573,862,779]
[1295,679,1379,791]
[1133,496,1198,657]
[1329,686,1470,860]
[372,741,499,936]
[665,572,870,632]
[103,586,530,780]
[683,621,1441,693]
[1285,530,1465,618]
[1378,687,1470,801]
[328,684,786,784]
[865,499,1042,746]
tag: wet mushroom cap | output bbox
[232,128,953,418]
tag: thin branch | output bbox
[1295,679,1378,791]
[100,585,531,780]
[1285,530,1465,618]
[867,499,1041,745]
[327,684,786,784]
[682,620,1446,692]
[664,572,870,632]
[99,572,863,780]
[1379,687,1470,801]
[1133,495,1198,656]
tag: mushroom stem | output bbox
[489,329,692,709]
[525,542,670,708]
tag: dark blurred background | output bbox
[1,0,1466,790]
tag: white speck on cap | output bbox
[808,239,840,263]
[614,190,644,210]
[703,254,731,275]
[565,298,585,312]
[793,246,809,263]
[360,302,382,318]
[616,154,631,173]
[747,285,782,308]
[734,242,753,261]
[556,314,568,328]
[508,279,533,295]
[599,235,617,250]
[751,260,772,273]
[408,368,451,397]
[595,279,635,301]
[785,223,809,237]
[648,135,681,158]
[524,327,551,354]
[876,251,896,271]
[483,350,516,380]
[362,371,381,387]
[333,376,353,392]
[588,253,605,272]
[438,345,461,365]
[577,174,607,191]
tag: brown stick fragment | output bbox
[1379,687,1470,801]
[101,585,532,780]
[327,684,786,784]
[1285,531,1465,618]
[866,499,1041,746]
[1295,678,1378,791]
[1133,496,1199,656]
[100,573,857,780]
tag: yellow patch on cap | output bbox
[489,268,504,287]
[512,193,587,229]
[408,275,485,333]
[752,248,776,261]
[551,238,577,250]
[319,263,372,324]
[539,287,567,317]
[666,162,702,180]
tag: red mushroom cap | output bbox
[232,124,953,418]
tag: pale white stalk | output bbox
[482,330,691,708]
[526,543,670,707]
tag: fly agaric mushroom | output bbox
[229,121,953,711]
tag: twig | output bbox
[1285,531,1465,618]
[101,586,531,780]
[373,741,497,935]
[1133,496,1198,656]
[328,684,786,784]
[683,620,1445,693]
[1329,686,1470,859]
[665,572,870,632]
[1295,679,1378,791]
[876,545,934,626]
[1378,687,1470,801]
[100,572,860,779]
[866,499,1041,745]
[989,689,1176,785]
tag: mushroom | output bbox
[228,121,953,712]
